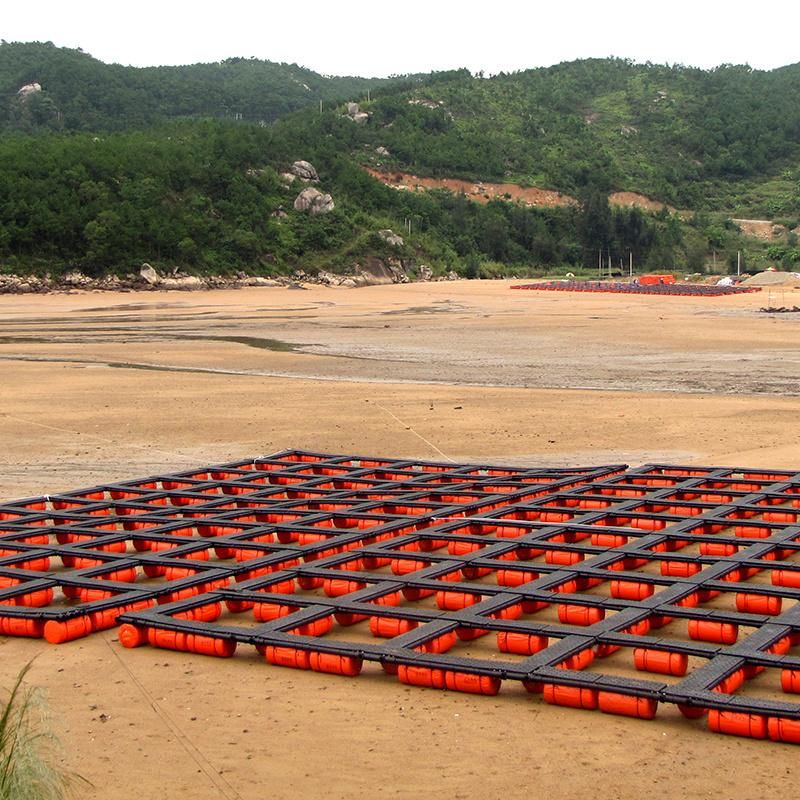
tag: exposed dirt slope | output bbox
[732,219,787,241]
[366,168,675,212]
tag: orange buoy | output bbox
[688,620,738,645]
[253,602,298,623]
[660,561,701,578]
[147,628,236,657]
[634,648,688,676]
[455,626,488,641]
[0,616,44,637]
[369,616,418,638]
[735,593,782,615]
[436,591,480,611]
[496,631,548,655]
[713,669,746,694]
[289,616,334,637]
[558,604,604,626]
[497,568,537,586]
[309,652,362,676]
[13,588,54,608]
[610,581,653,601]
[557,648,594,671]
[678,703,707,719]
[708,709,767,739]
[443,671,501,695]
[543,684,598,709]
[225,598,255,613]
[522,680,544,694]
[402,585,434,601]
[265,646,311,669]
[767,716,800,744]
[415,632,457,654]
[118,623,148,648]
[43,616,93,644]
[781,669,800,694]
[772,570,800,589]
[174,602,222,622]
[398,665,446,689]
[598,691,658,719]
[545,550,583,566]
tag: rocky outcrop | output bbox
[290,161,319,182]
[159,275,205,290]
[418,265,433,281]
[140,263,159,285]
[17,82,42,98]
[344,102,370,124]
[378,229,404,248]
[294,187,335,215]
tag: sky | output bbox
[2,0,798,76]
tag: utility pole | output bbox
[737,250,741,276]
[629,250,633,278]
[319,99,323,114]
[598,248,602,279]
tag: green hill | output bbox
[0,41,419,129]
[1,45,799,279]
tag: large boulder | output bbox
[290,161,319,182]
[378,229,404,248]
[294,187,335,215]
[17,82,42,98]
[159,276,205,290]
[140,263,159,285]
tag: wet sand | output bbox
[0,281,798,799]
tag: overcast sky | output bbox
[3,0,798,76]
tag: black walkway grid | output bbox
[1,450,799,744]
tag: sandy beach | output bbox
[0,279,798,799]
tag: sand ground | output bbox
[0,280,798,799]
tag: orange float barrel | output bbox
[708,710,767,739]
[598,692,658,719]
[398,665,446,689]
[308,652,362,676]
[735,593,782,615]
[43,616,94,644]
[633,648,688,676]
[688,620,738,645]
[780,670,800,693]
[768,717,800,744]
[369,616,418,638]
[443,671,500,695]
[265,646,311,670]
[543,684,598,710]
[118,623,149,648]
[496,631,548,655]
[610,581,654,601]
[558,604,604,626]
[0,616,44,637]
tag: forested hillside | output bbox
[0,41,420,129]
[1,43,799,280]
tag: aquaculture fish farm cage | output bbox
[511,281,760,296]
[1,449,800,744]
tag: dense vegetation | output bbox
[1,43,799,278]
[0,41,418,129]
[356,58,800,213]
